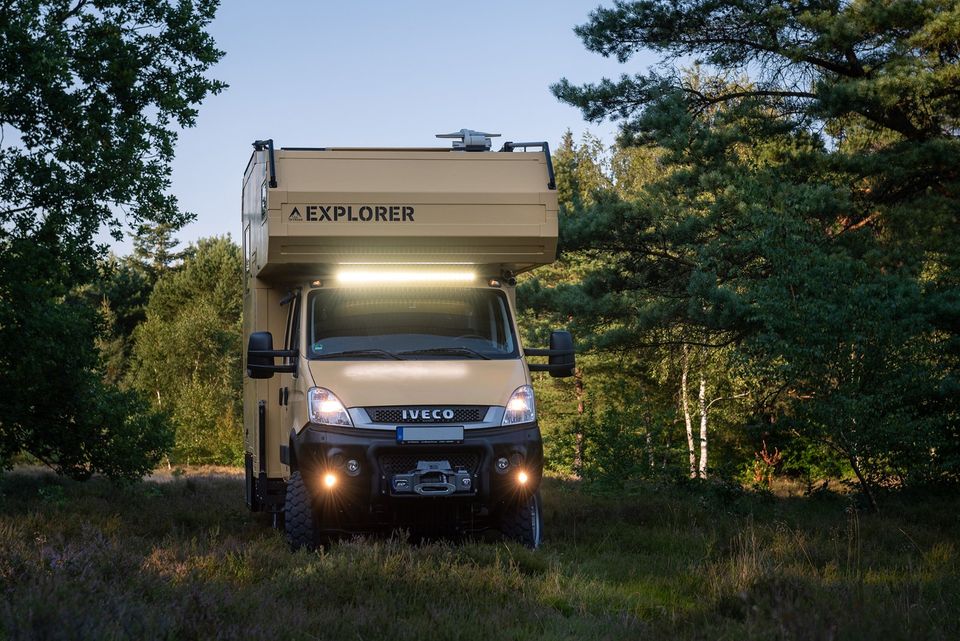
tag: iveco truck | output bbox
[241,129,574,549]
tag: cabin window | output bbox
[307,288,518,360]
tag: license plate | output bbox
[396,425,464,444]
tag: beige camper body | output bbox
[244,146,558,280]
[241,134,571,548]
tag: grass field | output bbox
[1,468,958,641]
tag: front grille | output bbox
[367,407,486,424]
[378,451,482,476]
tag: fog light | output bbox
[496,457,509,471]
[517,471,529,485]
[346,459,360,475]
[323,472,337,489]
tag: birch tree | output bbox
[680,344,696,478]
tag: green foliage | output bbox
[574,404,683,485]
[553,129,611,213]
[1,0,225,247]
[131,222,193,285]
[543,0,960,497]
[524,129,755,485]
[92,224,190,385]
[129,237,243,465]
[90,255,153,385]
[0,1,224,479]
[0,235,173,481]
[531,348,687,483]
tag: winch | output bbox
[391,460,474,496]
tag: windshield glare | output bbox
[307,287,518,359]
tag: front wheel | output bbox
[499,491,543,549]
[284,471,316,551]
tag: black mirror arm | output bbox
[247,363,297,375]
[246,348,298,376]
[524,348,574,358]
[527,363,575,373]
[248,349,298,358]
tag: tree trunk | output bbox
[646,428,654,469]
[681,344,696,478]
[835,428,879,513]
[847,453,879,513]
[574,366,585,415]
[698,369,708,479]
[573,366,585,478]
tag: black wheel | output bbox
[499,490,543,549]
[284,471,316,551]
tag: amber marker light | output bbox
[517,471,529,485]
[323,472,337,489]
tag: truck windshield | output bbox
[307,287,519,360]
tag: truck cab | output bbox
[241,131,574,549]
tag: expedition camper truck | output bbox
[241,130,575,549]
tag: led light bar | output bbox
[335,270,476,284]
[337,262,475,266]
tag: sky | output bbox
[115,0,656,255]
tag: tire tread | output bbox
[284,471,315,550]
[499,491,542,549]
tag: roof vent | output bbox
[436,128,500,151]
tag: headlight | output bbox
[308,387,353,426]
[501,385,536,426]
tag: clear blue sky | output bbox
[121,0,654,254]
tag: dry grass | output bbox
[1,468,958,640]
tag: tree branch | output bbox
[683,88,818,107]
[706,391,750,411]
[831,210,882,237]
[56,0,89,23]
[680,35,858,77]
[0,205,34,217]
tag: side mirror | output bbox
[548,330,576,378]
[246,331,297,379]
[525,330,576,378]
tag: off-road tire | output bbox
[499,490,543,549]
[284,471,316,551]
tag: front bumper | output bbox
[290,422,542,528]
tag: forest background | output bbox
[2,0,958,513]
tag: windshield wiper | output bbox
[398,347,491,360]
[314,349,403,360]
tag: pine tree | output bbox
[545,0,960,497]
[131,223,192,285]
